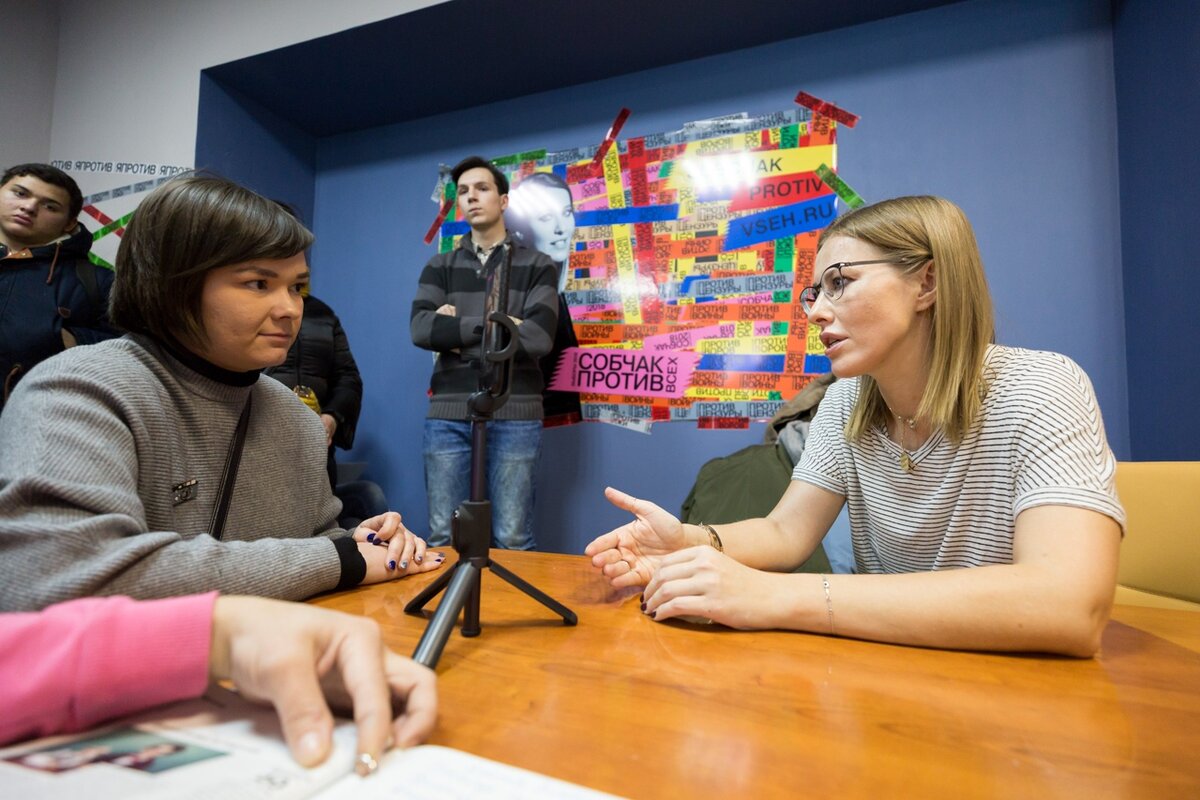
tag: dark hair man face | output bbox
[456,166,508,241]
[0,174,78,250]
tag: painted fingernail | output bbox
[649,611,657,619]
[415,554,423,563]
[399,560,408,569]
[388,560,396,570]
[366,533,376,543]
[640,602,647,612]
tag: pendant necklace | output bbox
[895,413,918,473]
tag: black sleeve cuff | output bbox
[332,535,367,591]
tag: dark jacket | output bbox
[410,237,559,421]
[540,292,582,425]
[1,223,116,410]
[264,295,362,450]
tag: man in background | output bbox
[0,163,114,411]
[410,156,559,550]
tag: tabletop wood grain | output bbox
[313,550,1200,799]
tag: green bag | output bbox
[680,442,831,574]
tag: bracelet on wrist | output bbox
[698,522,723,552]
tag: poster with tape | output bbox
[434,108,839,431]
[52,159,192,270]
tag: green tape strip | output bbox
[658,161,674,178]
[93,211,135,240]
[815,163,865,209]
[87,251,115,270]
[517,149,547,162]
[780,124,799,150]
[773,236,794,272]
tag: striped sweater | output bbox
[410,237,559,420]
[793,345,1125,573]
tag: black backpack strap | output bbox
[209,394,253,540]
[75,259,100,309]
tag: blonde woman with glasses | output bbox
[586,196,1123,656]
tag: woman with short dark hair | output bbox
[0,175,442,612]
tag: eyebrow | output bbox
[232,265,310,281]
[10,182,66,208]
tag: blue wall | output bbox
[301,0,1129,555]
[1112,0,1200,461]
[196,75,317,225]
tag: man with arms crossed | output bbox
[410,156,559,550]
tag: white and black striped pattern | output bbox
[793,345,1125,574]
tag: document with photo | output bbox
[0,688,622,799]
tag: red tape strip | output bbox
[794,91,860,128]
[423,198,454,245]
[590,107,632,166]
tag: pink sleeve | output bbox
[0,592,217,746]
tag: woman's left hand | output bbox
[353,512,431,574]
[642,546,782,630]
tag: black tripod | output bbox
[405,244,576,669]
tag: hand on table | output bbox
[584,487,693,589]
[353,512,444,581]
[209,596,438,773]
[641,546,780,629]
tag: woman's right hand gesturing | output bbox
[584,487,696,588]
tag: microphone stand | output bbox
[406,243,577,669]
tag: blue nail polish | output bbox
[388,560,396,570]
[400,560,408,569]
[366,533,375,543]
[415,554,423,563]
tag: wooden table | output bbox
[313,551,1200,799]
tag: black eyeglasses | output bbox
[798,260,897,315]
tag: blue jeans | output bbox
[423,418,542,550]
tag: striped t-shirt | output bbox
[793,345,1125,573]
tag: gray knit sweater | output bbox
[0,334,348,611]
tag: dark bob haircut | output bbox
[1,163,84,220]
[450,155,509,196]
[109,174,313,347]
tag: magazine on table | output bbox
[0,687,621,799]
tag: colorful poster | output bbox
[433,108,840,429]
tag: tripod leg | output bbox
[411,561,481,669]
[462,568,482,637]
[403,561,457,614]
[488,559,578,625]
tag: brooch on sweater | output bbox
[171,479,198,505]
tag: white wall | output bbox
[0,0,61,167]
[44,0,447,192]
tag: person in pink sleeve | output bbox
[0,594,436,776]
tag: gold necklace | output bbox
[895,413,917,472]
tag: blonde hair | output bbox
[817,196,994,443]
